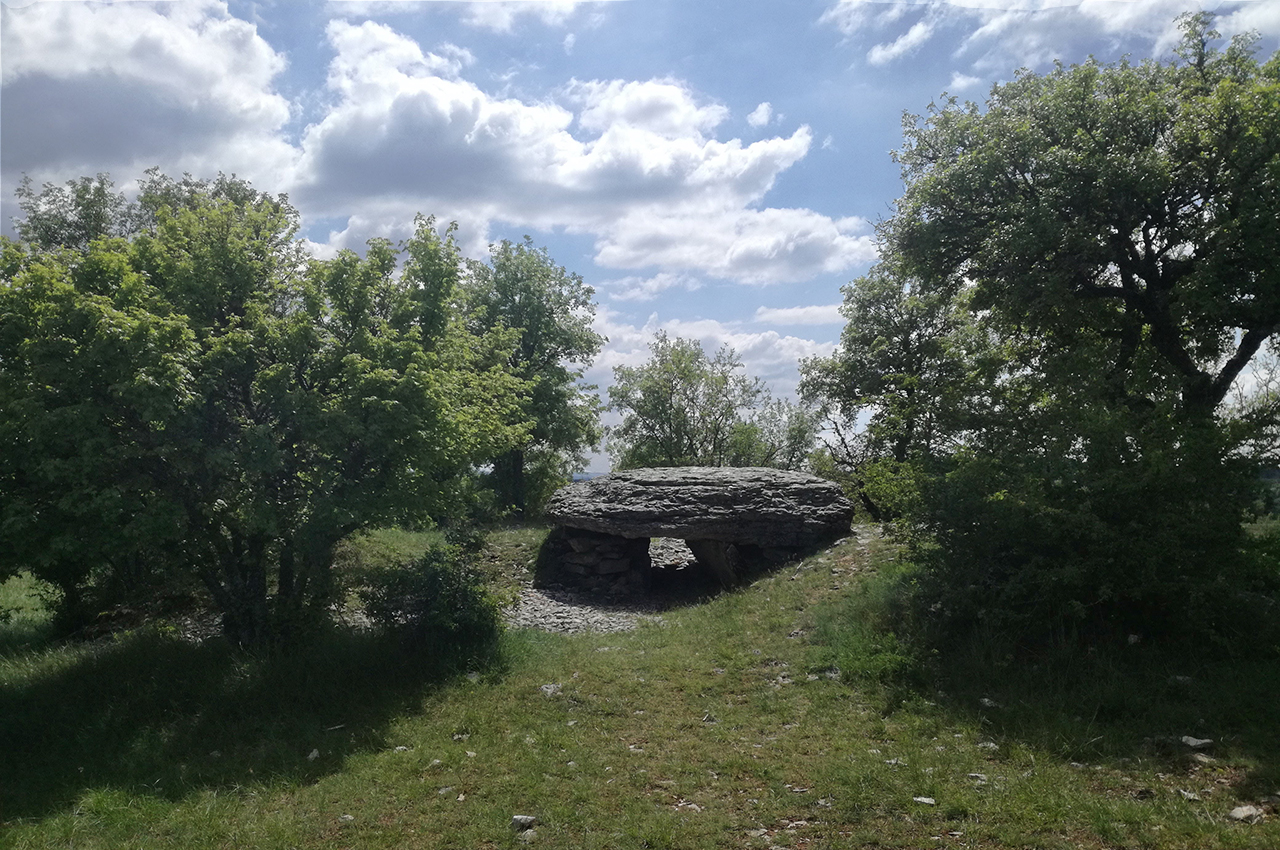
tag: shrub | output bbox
[359,544,502,660]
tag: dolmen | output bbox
[536,466,854,594]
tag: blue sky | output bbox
[3,0,1278,469]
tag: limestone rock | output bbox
[545,467,853,548]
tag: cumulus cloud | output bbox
[461,1,582,32]
[754,304,844,325]
[327,0,606,32]
[0,0,294,195]
[593,205,876,284]
[747,101,773,127]
[947,70,983,91]
[293,21,871,284]
[821,0,1280,73]
[603,272,702,302]
[1,6,876,289]
[867,19,936,65]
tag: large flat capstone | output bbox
[545,466,853,549]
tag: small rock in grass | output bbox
[394,745,409,752]
[307,749,320,761]
[517,829,537,843]
[511,814,537,831]
[1181,735,1213,749]
[338,814,354,823]
[977,741,999,752]
[913,796,936,806]
[540,683,562,697]
[438,786,454,795]
[1192,753,1216,765]
[979,697,1001,709]
[1179,789,1201,802]
[1229,805,1263,823]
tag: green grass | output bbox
[2,527,1278,848]
[0,572,56,655]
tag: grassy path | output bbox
[2,529,1278,848]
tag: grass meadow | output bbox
[2,526,1278,848]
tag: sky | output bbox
[3,0,1279,470]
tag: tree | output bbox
[14,174,128,251]
[809,14,1280,644]
[460,237,604,514]
[608,332,817,470]
[890,12,1279,425]
[799,261,1002,517]
[0,173,530,646]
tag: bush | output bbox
[358,544,502,660]
[907,426,1280,651]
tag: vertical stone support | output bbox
[685,539,742,588]
[534,526,651,593]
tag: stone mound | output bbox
[538,467,853,593]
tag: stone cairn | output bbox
[536,467,854,594]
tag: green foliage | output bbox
[891,12,1280,422]
[609,331,818,470]
[14,174,129,251]
[806,15,1280,648]
[358,544,502,658]
[800,263,1002,517]
[461,237,604,514]
[0,172,532,646]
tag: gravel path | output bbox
[502,537,705,634]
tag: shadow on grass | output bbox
[927,641,1280,796]
[813,586,1280,805]
[0,626,495,822]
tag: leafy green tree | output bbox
[14,174,128,251]
[809,14,1280,644]
[799,262,1002,517]
[608,332,817,470]
[0,173,530,646]
[891,12,1279,425]
[460,237,604,514]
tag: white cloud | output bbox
[0,0,294,192]
[947,70,982,91]
[747,101,773,127]
[754,304,844,325]
[293,21,870,284]
[593,205,877,284]
[564,32,576,53]
[868,20,936,65]
[604,272,702,302]
[326,0,600,31]
[461,1,583,32]
[570,77,729,137]
[821,0,1280,73]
